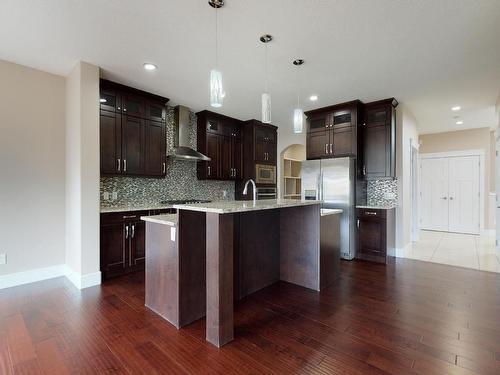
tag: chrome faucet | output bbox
[242,179,257,203]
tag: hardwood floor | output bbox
[1,258,499,374]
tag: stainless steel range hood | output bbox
[169,105,211,161]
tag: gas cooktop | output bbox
[160,199,211,205]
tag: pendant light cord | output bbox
[296,66,300,108]
[215,8,219,69]
[265,43,269,92]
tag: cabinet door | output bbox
[147,100,166,122]
[264,142,277,164]
[364,124,387,178]
[206,133,219,179]
[255,140,266,163]
[308,113,329,133]
[220,136,232,180]
[121,92,146,118]
[130,221,146,269]
[100,222,127,278]
[333,127,353,156]
[100,110,122,174]
[145,120,166,176]
[307,131,328,159]
[233,137,243,179]
[122,115,145,175]
[357,217,386,257]
[100,88,121,113]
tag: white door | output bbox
[420,158,449,231]
[448,156,480,234]
[420,155,480,234]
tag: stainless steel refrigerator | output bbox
[301,157,356,260]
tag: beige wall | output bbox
[419,127,494,229]
[0,60,66,275]
[277,123,307,198]
[395,104,420,250]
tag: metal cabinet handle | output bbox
[125,225,129,239]
[117,158,121,172]
[208,166,211,176]
[449,197,454,200]
[117,106,121,110]
[123,108,127,112]
[162,162,166,174]
[363,165,366,176]
[123,159,127,172]
[357,219,360,228]
[442,197,447,200]
[330,143,333,154]
[131,224,135,238]
[365,211,377,216]
[122,215,137,219]
[325,144,328,154]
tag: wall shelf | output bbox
[283,158,302,200]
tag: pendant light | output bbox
[209,0,224,108]
[293,59,305,134]
[260,34,272,124]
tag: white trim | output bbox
[419,149,485,233]
[65,267,101,290]
[0,264,101,290]
[0,264,67,290]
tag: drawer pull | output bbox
[365,211,377,216]
[122,215,137,219]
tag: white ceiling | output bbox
[1,0,499,135]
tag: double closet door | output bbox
[420,155,480,234]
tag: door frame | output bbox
[419,149,485,233]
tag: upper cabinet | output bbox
[196,111,243,181]
[99,79,168,177]
[305,101,361,160]
[360,98,397,180]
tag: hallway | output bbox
[398,230,500,273]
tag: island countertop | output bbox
[173,199,321,214]
[141,214,177,226]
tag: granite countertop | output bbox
[173,199,321,214]
[141,214,177,226]
[320,209,343,216]
[100,203,174,213]
[356,205,397,210]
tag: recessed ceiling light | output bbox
[456,120,463,125]
[99,98,107,103]
[309,95,318,101]
[451,106,461,111]
[143,63,157,71]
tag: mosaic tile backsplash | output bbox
[100,107,234,208]
[366,178,398,207]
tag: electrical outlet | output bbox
[0,253,6,265]
[112,191,118,201]
[103,191,110,201]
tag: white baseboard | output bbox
[0,264,101,290]
[64,267,101,290]
[0,264,67,290]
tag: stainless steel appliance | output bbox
[256,187,277,200]
[301,157,355,260]
[255,164,276,184]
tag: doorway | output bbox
[420,153,482,235]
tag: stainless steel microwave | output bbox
[255,164,276,184]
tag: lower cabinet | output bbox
[356,208,395,264]
[100,209,174,280]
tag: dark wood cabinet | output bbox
[196,111,243,181]
[360,99,397,179]
[305,101,361,160]
[356,208,395,264]
[100,79,168,177]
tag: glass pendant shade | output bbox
[293,108,304,134]
[210,69,224,108]
[261,92,271,123]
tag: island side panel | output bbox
[206,212,234,347]
[236,210,280,300]
[279,204,321,291]
[145,222,179,327]
[178,210,207,327]
[320,213,341,289]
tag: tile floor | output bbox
[397,230,500,273]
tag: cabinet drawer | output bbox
[357,208,387,219]
[101,210,150,225]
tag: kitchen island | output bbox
[143,199,338,348]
